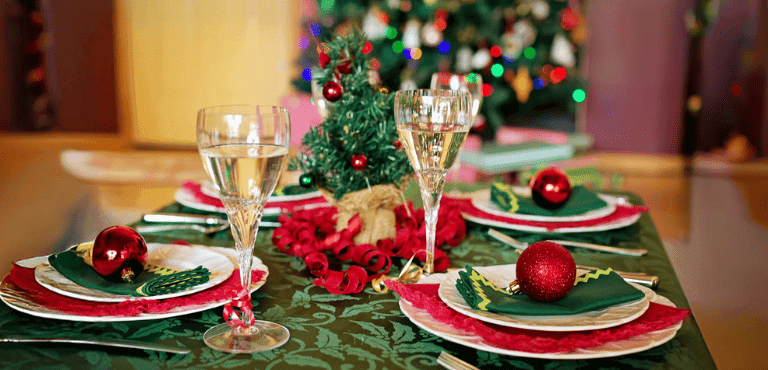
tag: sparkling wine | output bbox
[397,123,469,174]
[200,143,288,205]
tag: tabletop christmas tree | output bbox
[290,29,413,244]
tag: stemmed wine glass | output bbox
[430,72,483,121]
[197,105,291,353]
[394,90,472,274]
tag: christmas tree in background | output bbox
[290,29,412,201]
[293,0,587,139]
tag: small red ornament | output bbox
[319,52,330,69]
[350,154,368,171]
[512,241,576,302]
[530,167,572,209]
[88,225,148,283]
[336,60,353,74]
[393,140,402,149]
[322,81,344,102]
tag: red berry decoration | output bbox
[512,241,576,302]
[530,167,572,209]
[350,154,368,171]
[87,225,148,283]
[322,81,344,102]
[393,140,402,149]
[319,52,331,69]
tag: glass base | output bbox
[203,321,290,353]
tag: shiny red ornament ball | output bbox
[350,154,368,171]
[91,225,148,283]
[516,241,576,302]
[393,140,402,149]
[322,81,343,102]
[319,52,331,69]
[530,167,572,209]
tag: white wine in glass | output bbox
[394,90,472,274]
[197,105,290,353]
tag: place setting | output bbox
[0,225,269,323]
[443,167,650,235]
[386,240,690,360]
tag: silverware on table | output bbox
[0,335,190,354]
[576,264,659,289]
[437,351,479,370]
[143,213,226,225]
[140,213,281,231]
[487,229,648,257]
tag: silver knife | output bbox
[487,229,648,257]
[0,335,191,354]
[143,213,226,225]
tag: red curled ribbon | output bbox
[271,200,466,295]
[222,284,256,329]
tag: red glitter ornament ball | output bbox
[515,241,576,302]
[91,225,148,283]
[530,167,572,209]
[322,81,344,102]
[350,154,368,171]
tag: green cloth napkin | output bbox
[456,266,645,316]
[48,250,211,297]
[490,182,608,217]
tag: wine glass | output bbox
[197,105,291,353]
[430,72,483,120]
[394,90,472,274]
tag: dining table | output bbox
[0,182,718,370]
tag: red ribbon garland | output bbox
[222,284,256,329]
[272,201,466,294]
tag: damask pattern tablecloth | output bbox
[0,192,717,370]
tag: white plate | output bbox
[462,211,642,233]
[438,265,653,332]
[200,180,322,203]
[400,293,682,360]
[1,247,268,322]
[471,188,619,222]
[35,243,235,302]
[175,186,329,215]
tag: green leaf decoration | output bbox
[283,354,332,369]
[340,302,384,318]
[390,321,416,344]
[315,328,342,349]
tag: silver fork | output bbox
[437,351,480,370]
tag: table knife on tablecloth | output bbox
[0,335,190,354]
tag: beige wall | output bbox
[115,0,299,149]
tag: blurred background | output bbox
[1,0,767,368]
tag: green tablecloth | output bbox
[0,189,717,370]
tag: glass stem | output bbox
[225,202,264,324]
[417,170,446,275]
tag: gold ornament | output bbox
[570,14,589,45]
[512,66,533,103]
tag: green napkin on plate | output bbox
[48,250,211,297]
[490,182,608,217]
[456,266,645,316]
